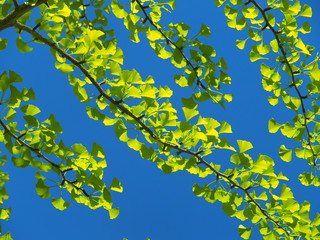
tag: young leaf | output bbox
[198,24,211,37]
[109,208,120,219]
[52,198,70,210]
[20,104,41,116]
[237,140,253,153]
[236,39,247,50]
[35,179,51,198]
[279,145,293,162]
[268,118,281,133]
[109,178,123,193]
[238,225,252,239]
[16,36,33,53]
[300,4,312,17]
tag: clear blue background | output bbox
[1,1,320,239]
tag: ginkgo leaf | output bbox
[16,36,33,53]
[279,145,293,162]
[52,198,70,210]
[237,140,253,153]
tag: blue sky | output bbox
[1,0,320,239]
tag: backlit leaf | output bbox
[238,225,252,239]
[109,178,123,193]
[300,4,312,17]
[52,198,70,210]
[198,24,211,37]
[237,140,253,153]
[16,36,33,53]
[279,145,292,162]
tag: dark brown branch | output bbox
[13,22,291,235]
[0,119,90,197]
[250,0,317,166]
[133,0,207,90]
[0,0,47,32]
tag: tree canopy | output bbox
[0,0,319,239]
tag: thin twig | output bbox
[134,0,207,90]
[14,22,291,237]
[0,0,47,32]
[250,0,317,166]
[0,119,90,197]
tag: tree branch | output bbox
[13,21,291,237]
[0,119,90,197]
[250,0,317,166]
[134,0,207,90]
[0,0,47,32]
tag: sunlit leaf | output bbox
[52,198,70,210]
[279,145,292,162]
[237,140,253,153]
[16,36,33,53]
[238,225,252,239]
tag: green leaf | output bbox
[159,86,173,98]
[230,153,252,167]
[159,163,173,174]
[175,22,190,37]
[111,0,127,18]
[9,70,23,83]
[300,4,312,17]
[0,232,13,240]
[150,42,172,59]
[174,75,189,87]
[127,138,142,151]
[299,172,320,186]
[16,36,33,53]
[44,114,63,133]
[52,198,70,210]
[214,0,226,7]
[0,38,8,51]
[237,140,253,153]
[146,30,162,41]
[268,118,281,133]
[36,179,51,198]
[110,48,124,64]
[55,63,74,73]
[222,202,236,216]
[115,121,129,142]
[279,184,294,200]
[109,178,123,192]
[238,225,252,239]
[310,63,320,81]
[72,143,89,158]
[279,145,292,162]
[109,208,120,219]
[73,83,89,103]
[299,21,311,34]
[269,39,279,52]
[236,39,247,50]
[0,208,10,220]
[295,39,311,55]
[92,142,105,158]
[198,24,211,37]
[217,57,228,70]
[182,107,199,121]
[171,49,186,68]
[268,96,278,106]
[20,104,41,116]
[260,63,274,77]
[12,156,29,168]
[242,6,258,19]
[192,184,206,197]
[219,121,232,133]
[256,43,270,55]
[0,72,9,91]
